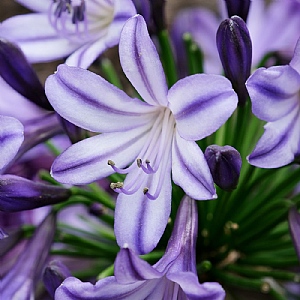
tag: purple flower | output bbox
[246,37,300,168]
[289,206,300,262]
[0,0,136,68]
[45,15,238,254]
[0,115,24,172]
[1,212,56,299]
[55,196,226,299]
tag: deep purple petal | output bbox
[155,196,198,274]
[172,132,216,200]
[2,212,56,299]
[45,64,157,133]
[289,206,300,262]
[0,39,51,110]
[248,107,300,168]
[114,157,172,254]
[55,276,160,300]
[168,74,237,141]
[167,272,225,300]
[224,0,251,22]
[0,115,24,171]
[0,175,71,212]
[51,125,151,184]
[119,15,168,106]
[114,248,161,284]
[246,65,300,122]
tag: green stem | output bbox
[97,264,115,280]
[101,58,123,89]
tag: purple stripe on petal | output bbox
[119,15,168,107]
[168,74,237,141]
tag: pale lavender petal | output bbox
[167,272,225,300]
[290,37,300,74]
[15,0,50,12]
[115,158,172,254]
[246,65,300,122]
[289,206,300,261]
[119,15,168,106]
[172,132,216,200]
[0,14,78,63]
[155,196,198,273]
[55,276,160,300]
[0,116,24,171]
[45,64,157,133]
[168,74,237,141]
[114,248,161,284]
[51,125,150,184]
[248,108,300,168]
[2,212,56,300]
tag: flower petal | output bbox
[248,107,300,168]
[114,158,172,254]
[0,115,24,171]
[168,74,237,140]
[246,65,300,122]
[55,276,160,300]
[0,14,78,63]
[45,64,157,133]
[288,206,300,262]
[114,248,161,284]
[15,0,49,12]
[119,15,168,106]
[51,125,150,184]
[167,272,225,300]
[172,132,216,200]
[290,37,300,74]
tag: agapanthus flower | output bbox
[246,37,300,168]
[0,0,136,68]
[1,212,56,299]
[55,196,226,299]
[46,15,238,254]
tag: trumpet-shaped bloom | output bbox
[55,196,226,299]
[46,15,238,254]
[246,38,300,168]
[0,0,136,68]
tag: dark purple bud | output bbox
[2,212,56,299]
[216,16,252,105]
[288,206,300,262]
[43,260,71,298]
[0,228,25,257]
[205,145,242,191]
[89,202,104,217]
[0,228,8,239]
[0,39,52,111]
[0,175,71,212]
[224,0,251,22]
[58,115,87,144]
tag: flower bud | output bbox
[224,0,251,22]
[43,260,71,298]
[216,16,252,105]
[0,175,71,212]
[288,206,300,262]
[89,202,104,217]
[204,145,242,191]
[0,39,52,110]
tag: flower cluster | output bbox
[1,0,300,299]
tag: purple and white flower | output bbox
[0,0,136,68]
[55,196,226,300]
[45,15,238,254]
[246,37,300,168]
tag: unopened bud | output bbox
[216,16,252,105]
[205,145,242,191]
[224,0,251,22]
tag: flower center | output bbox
[109,108,176,200]
[49,0,88,40]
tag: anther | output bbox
[137,158,142,168]
[143,187,149,194]
[107,160,115,166]
[110,182,124,190]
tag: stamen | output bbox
[107,159,136,174]
[110,182,124,190]
[137,158,142,168]
[143,187,149,194]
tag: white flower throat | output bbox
[109,108,176,200]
